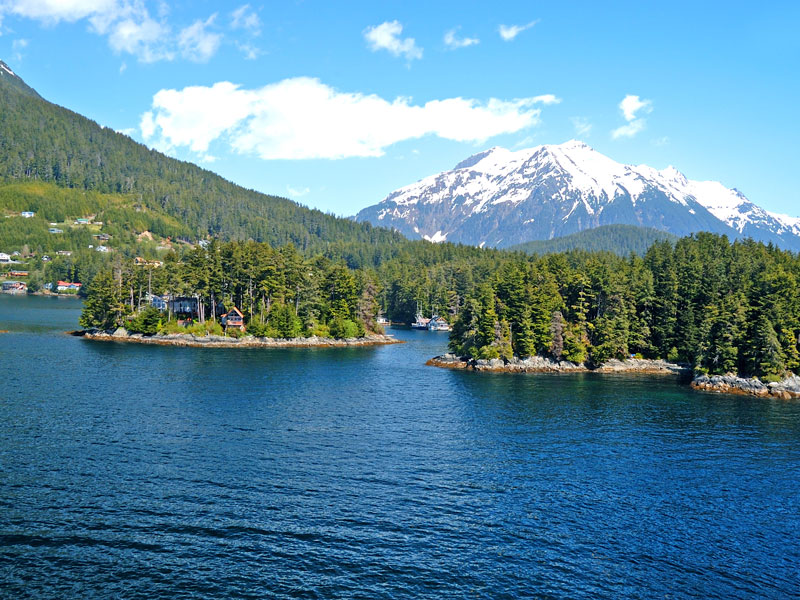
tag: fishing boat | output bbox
[410,313,431,329]
[427,315,451,332]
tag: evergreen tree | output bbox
[78,269,122,330]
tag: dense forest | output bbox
[77,232,800,380]
[509,224,677,256]
[445,234,800,381]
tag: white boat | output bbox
[410,313,430,329]
[427,315,451,332]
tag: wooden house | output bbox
[2,281,27,294]
[168,297,198,317]
[146,293,168,311]
[56,281,82,292]
[221,307,246,332]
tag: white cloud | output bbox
[611,121,645,139]
[0,0,225,63]
[531,94,560,105]
[611,94,652,139]
[106,15,173,63]
[652,136,670,147]
[236,41,261,60]
[115,127,135,136]
[12,38,27,61]
[619,94,652,121]
[178,14,221,63]
[364,21,422,61]
[571,116,592,137]
[286,185,310,197]
[140,77,555,160]
[1,0,119,24]
[231,4,260,34]
[444,27,478,49]
[498,20,539,41]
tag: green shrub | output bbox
[159,319,184,334]
[310,323,330,338]
[329,316,360,339]
[205,320,223,336]
[478,346,500,360]
[128,306,162,335]
[246,320,269,337]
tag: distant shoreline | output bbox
[76,329,402,349]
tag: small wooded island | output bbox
[424,233,800,399]
[77,240,398,348]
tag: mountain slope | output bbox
[356,141,800,251]
[509,224,677,256]
[0,60,41,98]
[0,60,404,253]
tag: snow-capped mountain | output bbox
[356,141,800,250]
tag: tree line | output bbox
[443,234,800,381]
[77,232,800,380]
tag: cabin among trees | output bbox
[221,307,245,332]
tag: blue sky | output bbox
[1,1,798,218]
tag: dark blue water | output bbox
[1,295,799,599]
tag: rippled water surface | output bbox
[1,295,799,599]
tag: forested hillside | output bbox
[0,61,404,252]
[509,225,677,256]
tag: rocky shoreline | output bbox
[692,374,800,400]
[76,329,402,349]
[426,354,688,375]
[428,353,800,399]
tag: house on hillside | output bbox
[9,270,27,278]
[146,293,168,311]
[56,250,72,256]
[221,307,245,332]
[2,281,27,294]
[56,281,82,293]
[21,211,34,218]
[49,228,63,234]
[168,297,199,317]
[0,253,10,263]
[95,245,110,253]
[75,218,90,225]
[134,257,163,268]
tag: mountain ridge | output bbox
[356,140,800,251]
